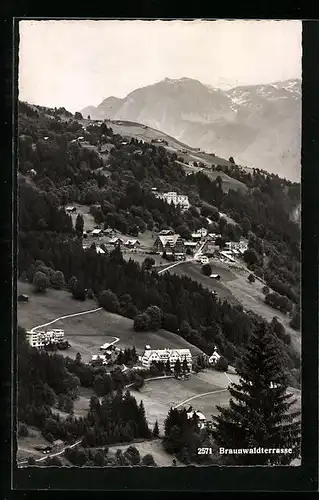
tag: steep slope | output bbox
[81,78,301,180]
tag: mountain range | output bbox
[81,77,301,181]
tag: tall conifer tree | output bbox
[212,322,301,465]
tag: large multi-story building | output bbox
[141,347,192,370]
[154,191,190,210]
[26,329,64,348]
[153,234,186,256]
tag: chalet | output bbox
[18,294,29,302]
[96,246,106,254]
[66,206,77,213]
[209,346,221,365]
[91,229,103,237]
[186,410,206,429]
[125,239,140,248]
[158,229,175,236]
[109,237,123,246]
[141,347,192,370]
[153,234,185,255]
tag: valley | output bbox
[17,100,301,469]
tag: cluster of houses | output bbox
[152,190,190,211]
[26,329,65,348]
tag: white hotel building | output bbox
[141,347,192,370]
[155,191,190,211]
[26,329,65,348]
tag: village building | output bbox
[91,354,107,365]
[109,237,124,246]
[18,294,29,302]
[184,241,198,249]
[186,409,207,430]
[191,232,202,241]
[219,250,236,263]
[26,329,65,348]
[141,347,192,370]
[209,346,221,365]
[124,239,140,248]
[200,255,209,265]
[158,229,175,236]
[210,274,221,280]
[65,206,77,213]
[91,228,103,237]
[153,234,185,256]
[154,191,190,211]
[96,246,106,254]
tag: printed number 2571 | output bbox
[197,448,212,454]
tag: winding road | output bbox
[18,305,120,467]
[157,238,208,275]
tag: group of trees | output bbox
[81,389,151,447]
[163,407,217,465]
[64,444,156,467]
[212,321,301,465]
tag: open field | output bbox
[222,266,301,354]
[17,281,203,364]
[83,119,249,194]
[17,281,98,330]
[17,427,52,461]
[163,260,240,305]
[130,371,231,432]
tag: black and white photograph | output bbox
[16,19,302,470]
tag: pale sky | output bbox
[19,19,302,113]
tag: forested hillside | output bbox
[18,102,301,389]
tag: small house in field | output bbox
[210,274,221,281]
[66,206,77,213]
[91,229,103,237]
[125,239,140,248]
[186,410,206,429]
[109,237,123,246]
[18,294,29,302]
